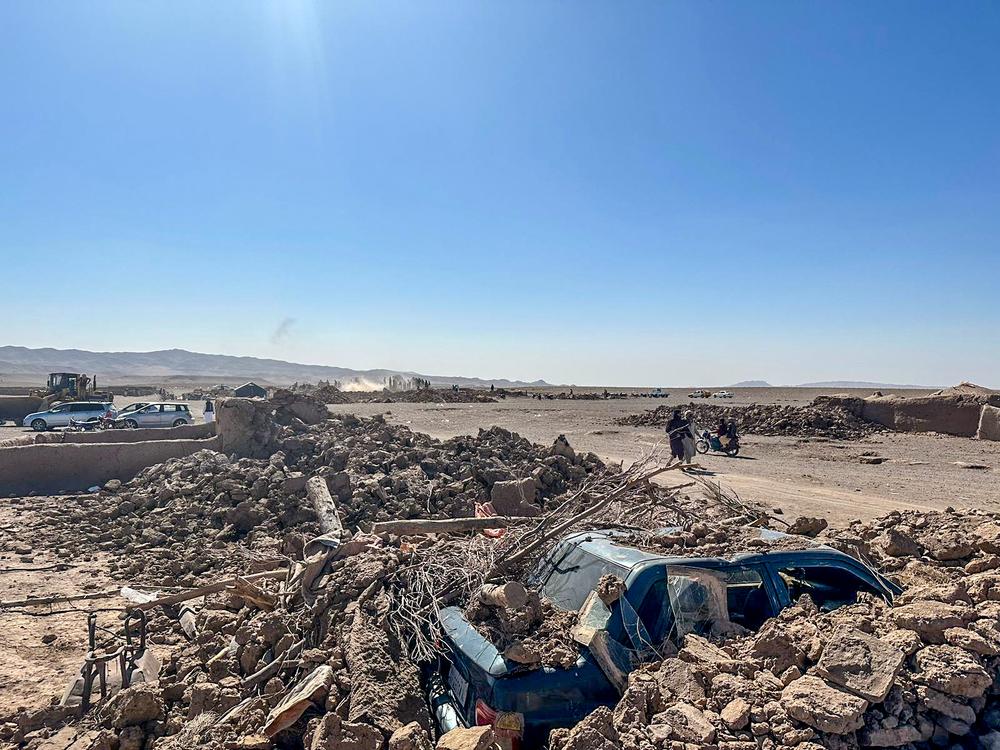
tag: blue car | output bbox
[433,528,900,749]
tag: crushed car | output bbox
[432,527,900,748]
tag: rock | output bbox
[860,456,887,464]
[436,726,498,750]
[678,634,738,675]
[41,634,56,645]
[489,478,539,517]
[944,627,999,656]
[890,601,975,643]
[913,645,991,698]
[780,676,868,734]
[650,703,716,744]
[861,725,923,747]
[307,714,383,750]
[99,683,164,729]
[879,528,923,557]
[721,698,751,731]
[595,574,625,606]
[656,659,706,704]
[388,722,433,750]
[814,627,905,702]
[549,707,617,750]
[550,435,576,461]
[787,516,828,537]
[915,686,976,724]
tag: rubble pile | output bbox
[553,508,1000,750]
[12,391,1000,750]
[618,401,882,439]
[359,388,498,404]
[12,416,606,590]
[283,420,605,527]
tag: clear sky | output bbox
[2,2,998,386]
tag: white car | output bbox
[23,402,116,431]
[712,391,735,399]
[115,402,194,429]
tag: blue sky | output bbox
[2,2,998,386]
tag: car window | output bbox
[51,405,67,413]
[720,566,773,630]
[776,564,879,613]
[541,546,630,611]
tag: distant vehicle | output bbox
[22,402,116,431]
[432,529,899,747]
[115,402,193,429]
[687,390,712,399]
[712,390,735,398]
[650,388,669,398]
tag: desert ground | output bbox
[327,388,999,526]
[2,385,999,742]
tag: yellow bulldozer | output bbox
[33,372,114,406]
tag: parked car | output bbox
[115,402,193,429]
[117,402,150,416]
[687,389,712,398]
[712,390,735,398]
[650,388,669,398]
[433,528,899,747]
[22,402,116,431]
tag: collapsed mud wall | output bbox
[863,393,989,437]
[819,388,1000,440]
[979,405,1000,442]
[0,436,221,495]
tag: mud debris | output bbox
[618,400,882,439]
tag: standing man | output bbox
[682,409,698,464]
[666,409,689,463]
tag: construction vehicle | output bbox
[33,373,113,406]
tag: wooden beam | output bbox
[306,476,345,537]
[370,516,535,536]
[126,569,287,612]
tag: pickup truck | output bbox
[433,528,899,748]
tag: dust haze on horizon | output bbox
[0,343,991,391]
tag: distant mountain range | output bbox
[727,380,935,389]
[795,381,935,389]
[0,346,549,388]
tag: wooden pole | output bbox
[307,476,345,537]
[126,569,287,612]
[370,516,535,536]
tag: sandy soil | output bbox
[327,395,1000,525]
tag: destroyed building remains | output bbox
[4,395,1000,750]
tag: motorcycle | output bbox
[695,429,740,456]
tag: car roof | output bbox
[559,527,851,574]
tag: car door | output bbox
[48,404,70,427]
[135,404,161,426]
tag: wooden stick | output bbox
[1,589,121,608]
[126,569,287,612]
[488,463,681,580]
[370,516,536,536]
[307,476,345,537]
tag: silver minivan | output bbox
[22,402,115,431]
[116,402,193,429]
